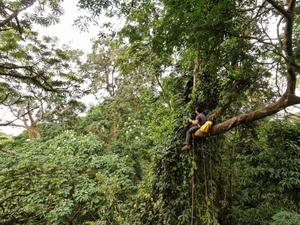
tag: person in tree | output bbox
[182,107,207,151]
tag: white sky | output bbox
[34,0,98,53]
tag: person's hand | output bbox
[183,117,189,123]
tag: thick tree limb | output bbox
[0,11,19,28]
[1,72,57,92]
[266,0,289,18]
[196,94,300,137]
[283,0,297,95]
[196,0,299,137]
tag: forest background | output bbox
[0,0,300,225]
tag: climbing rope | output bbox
[201,136,216,222]
[208,137,215,222]
[201,138,209,204]
[191,137,196,225]
[190,135,216,224]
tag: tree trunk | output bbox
[193,51,200,92]
[27,124,40,141]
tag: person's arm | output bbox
[189,118,200,125]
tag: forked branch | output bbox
[195,0,299,137]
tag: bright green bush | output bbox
[271,211,300,225]
[0,131,136,224]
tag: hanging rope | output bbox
[190,135,217,224]
[208,137,215,221]
[201,138,209,206]
[191,137,196,225]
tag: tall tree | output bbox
[78,0,300,133]
[0,33,85,140]
[82,39,119,98]
[77,1,300,224]
[0,0,66,105]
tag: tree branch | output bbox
[282,0,297,95]
[0,0,36,28]
[195,94,300,137]
[0,192,34,206]
[266,0,289,18]
[212,79,252,118]
[0,149,19,156]
[0,118,26,127]
[26,102,36,125]
[1,71,57,92]
[154,72,171,108]
[0,106,38,127]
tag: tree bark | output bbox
[195,94,300,137]
[193,51,200,92]
[27,124,40,141]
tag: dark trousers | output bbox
[184,125,200,145]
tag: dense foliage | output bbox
[1,100,299,224]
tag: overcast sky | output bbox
[34,0,98,52]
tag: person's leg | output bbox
[185,125,199,144]
[182,125,199,150]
